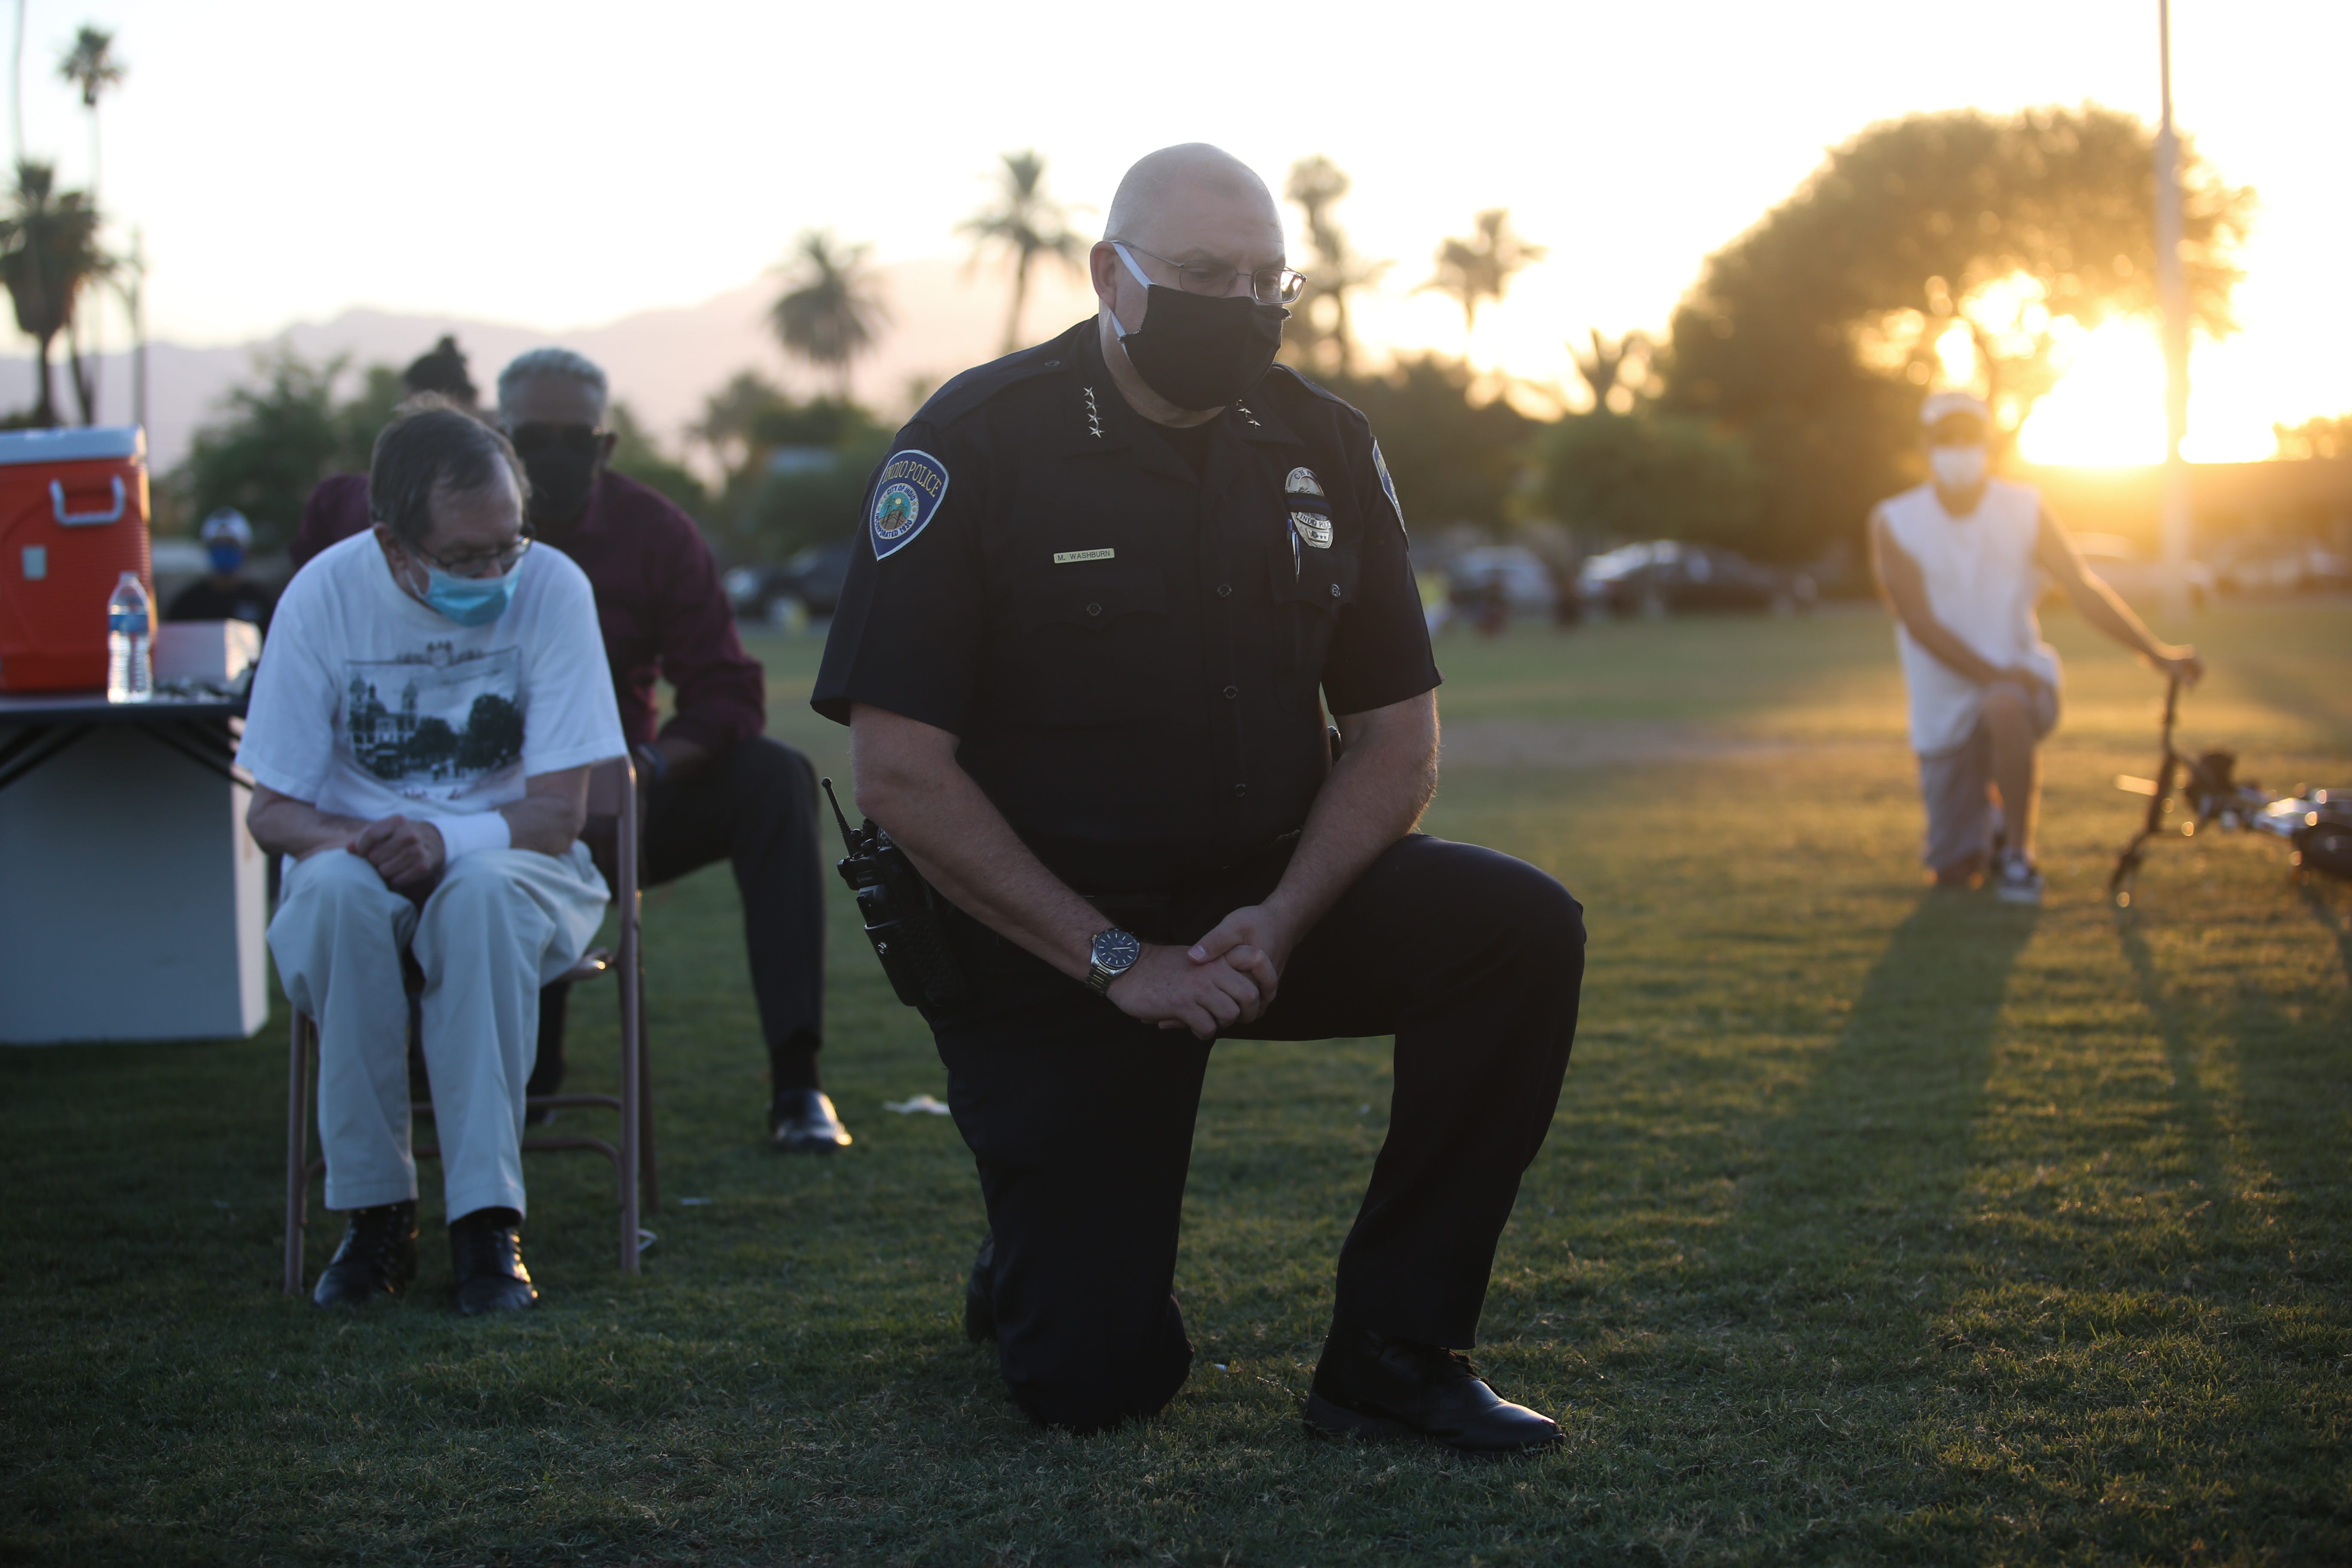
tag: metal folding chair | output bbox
[281,754,653,1293]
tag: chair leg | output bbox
[617,912,642,1277]
[283,1012,315,1296]
[636,977,659,1215]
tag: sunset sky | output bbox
[26,0,2349,464]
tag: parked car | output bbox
[2206,536,2350,597]
[1445,545,1560,627]
[1577,540,1814,617]
[2069,534,2215,609]
[724,540,855,627]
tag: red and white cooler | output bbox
[0,425,151,692]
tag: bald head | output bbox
[1104,144,1282,253]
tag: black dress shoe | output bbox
[769,1087,852,1152]
[964,1232,996,1344]
[449,1208,537,1314]
[1305,1323,1563,1456]
[312,1200,418,1308]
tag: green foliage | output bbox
[1318,354,1538,528]
[1537,410,1762,550]
[2,606,2346,1564]
[175,348,373,552]
[692,370,889,562]
[606,400,710,518]
[1663,105,2253,563]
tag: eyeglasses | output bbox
[505,422,607,457]
[413,527,534,579]
[1113,241,1306,307]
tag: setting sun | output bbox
[2017,318,2289,467]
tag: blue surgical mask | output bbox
[420,562,520,626]
[206,542,245,574]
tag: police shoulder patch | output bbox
[1371,440,1404,530]
[869,449,950,560]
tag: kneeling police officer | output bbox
[813,144,1584,1454]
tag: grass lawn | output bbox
[4,599,2348,1566]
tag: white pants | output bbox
[270,844,609,1220]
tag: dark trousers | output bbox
[929,834,1584,1434]
[528,735,827,1097]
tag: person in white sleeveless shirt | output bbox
[1870,393,2202,905]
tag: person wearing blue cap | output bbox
[165,508,275,634]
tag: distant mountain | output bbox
[0,256,1100,473]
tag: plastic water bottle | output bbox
[106,571,152,703]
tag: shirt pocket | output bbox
[1001,560,1175,729]
[1268,542,1360,689]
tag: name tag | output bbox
[1052,548,1116,564]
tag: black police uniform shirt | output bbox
[814,317,1439,897]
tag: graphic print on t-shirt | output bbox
[343,641,524,801]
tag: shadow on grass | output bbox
[2229,879,2352,1275]
[1726,888,2036,1288]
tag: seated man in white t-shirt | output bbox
[239,400,626,1314]
[1870,392,2203,906]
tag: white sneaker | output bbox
[1994,851,2044,906]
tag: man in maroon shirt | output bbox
[292,349,847,1152]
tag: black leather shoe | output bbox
[964,1232,996,1344]
[312,1200,418,1308]
[449,1208,537,1314]
[769,1088,853,1152]
[1305,1323,1563,1456]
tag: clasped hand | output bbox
[346,815,445,890]
[1105,903,1292,1040]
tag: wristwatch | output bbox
[1085,927,1142,994]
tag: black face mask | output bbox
[1111,274,1287,412]
[515,440,600,526]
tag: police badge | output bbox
[1285,466,1334,550]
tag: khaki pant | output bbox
[270,844,608,1220]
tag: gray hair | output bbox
[496,347,609,414]
[368,397,529,548]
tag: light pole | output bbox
[2154,0,2194,620]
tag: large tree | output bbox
[1282,156,1388,379]
[0,160,105,426]
[959,150,1084,356]
[769,230,890,400]
[1661,105,2251,562]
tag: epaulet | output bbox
[914,340,1071,428]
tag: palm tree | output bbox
[1421,208,1546,351]
[57,27,122,188]
[958,150,1083,356]
[769,230,890,401]
[1571,329,1650,412]
[0,160,106,425]
[1283,155,1389,378]
[57,27,124,426]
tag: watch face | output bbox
[1093,928,1142,973]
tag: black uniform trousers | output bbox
[529,735,827,1095]
[928,834,1584,1434]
